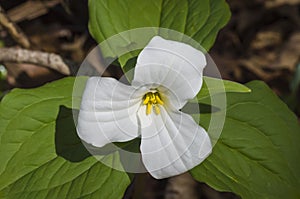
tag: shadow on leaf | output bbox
[55,106,91,162]
[55,106,142,166]
[182,102,220,114]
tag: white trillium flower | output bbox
[77,36,212,179]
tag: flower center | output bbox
[143,91,164,115]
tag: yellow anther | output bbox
[143,91,164,115]
[155,94,164,105]
[154,105,160,115]
[143,95,150,105]
[146,103,152,115]
[150,93,156,102]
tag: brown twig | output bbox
[0,48,71,75]
[7,0,61,23]
[0,5,30,48]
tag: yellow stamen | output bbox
[155,94,164,105]
[143,95,150,104]
[146,103,152,115]
[150,93,156,102]
[143,91,164,115]
[154,105,160,115]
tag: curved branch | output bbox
[0,48,71,75]
[0,5,30,48]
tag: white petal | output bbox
[77,77,145,147]
[138,107,212,179]
[132,36,206,109]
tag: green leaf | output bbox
[195,77,251,101]
[89,0,230,65]
[55,106,91,162]
[0,77,131,199]
[190,81,300,199]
